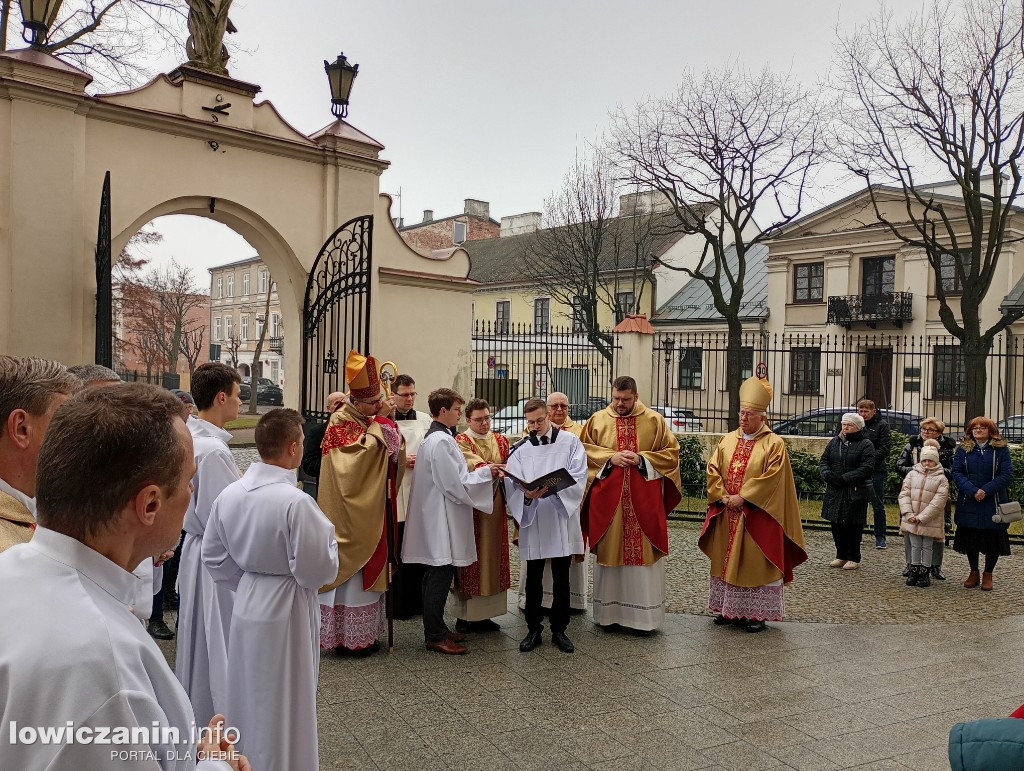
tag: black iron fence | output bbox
[116,368,180,390]
[471,321,618,414]
[652,331,1024,435]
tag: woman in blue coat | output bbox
[951,416,1014,591]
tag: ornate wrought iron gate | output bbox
[95,171,113,367]
[301,214,373,421]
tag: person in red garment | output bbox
[700,369,807,632]
[580,376,682,633]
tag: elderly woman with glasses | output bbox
[895,417,957,580]
[952,416,1014,591]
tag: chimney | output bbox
[392,216,404,228]
[463,199,490,219]
[619,190,672,215]
[500,212,542,237]
[422,209,433,223]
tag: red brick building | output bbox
[398,198,499,251]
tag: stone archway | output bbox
[113,196,307,403]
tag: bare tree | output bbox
[223,333,242,370]
[1,1,188,90]
[121,259,206,376]
[611,64,826,419]
[837,0,1024,422]
[243,274,274,415]
[515,151,663,362]
[112,228,158,367]
[180,322,207,378]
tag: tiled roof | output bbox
[652,243,769,323]
[460,212,684,284]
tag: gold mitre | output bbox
[345,349,382,399]
[739,371,773,411]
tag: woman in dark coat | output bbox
[895,416,957,579]
[820,412,876,569]
[952,416,1014,591]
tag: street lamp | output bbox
[324,52,359,118]
[19,0,63,47]
[662,334,675,406]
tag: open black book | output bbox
[504,467,577,498]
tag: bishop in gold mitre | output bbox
[317,350,405,654]
[699,370,807,633]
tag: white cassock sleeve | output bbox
[287,497,341,590]
[201,501,243,592]
[433,439,495,513]
[551,438,589,520]
[36,690,234,771]
[194,450,241,531]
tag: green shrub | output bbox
[784,441,825,494]
[677,434,705,489]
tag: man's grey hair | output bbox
[0,356,81,426]
[67,363,121,386]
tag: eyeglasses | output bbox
[355,397,383,406]
[548,404,569,410]
[394,391,417,398]
[920,427,939,433]
[468,415,491,423]
[526,417,548,428]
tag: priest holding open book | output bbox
[505,398,589,654]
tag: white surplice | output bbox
[132,557,155,621]
[175,416,240,727]
[402,426,495,567]
[202,463,338,771]
[395,410,433,523]
[504,428,588,561]
[0,529,232,771]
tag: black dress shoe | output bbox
[147,619,174,640]
[745,619,767,633]
[519,629,543,652]
[454,618,471,634]
[471,618,501,632]
[551,631,574,653]
[931,566,946,580]
[712,614,732,626]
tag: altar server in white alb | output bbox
[0,384,249,771]
[402,388,501,655]
[203,408,338,771]
[176,362,242,726]
[505,398,589,655]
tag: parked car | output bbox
[239,376,284,406]
[490,398,530,435]
[569,397,609,422]
[652,405,704,432]
[773,407,921,437]
[169,388,198,416]
[997,415,1024,443]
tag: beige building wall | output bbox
[0,52,474,410]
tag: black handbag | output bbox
[849,480,875,502]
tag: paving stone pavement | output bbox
[210,446,1024,769]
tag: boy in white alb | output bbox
[204,409,339,771]
[175,362,242,726]
[505,398,588,654]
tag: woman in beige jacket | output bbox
[899,439,949,588]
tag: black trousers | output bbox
[525,556,571,634]
[831,522,863,563]
[393,522,425,619]
[421,564,455,643]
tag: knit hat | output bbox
[920,438,940,465]
[841,412,865,430]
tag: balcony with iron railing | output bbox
[268,336,284,353]
[827,292,914,329]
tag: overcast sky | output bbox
[136,0,918,281]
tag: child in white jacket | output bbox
[899,439,949,588]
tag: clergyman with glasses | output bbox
[316,351,405,656]
[516,392,589,614]
[391,374,434,618]
[449,399,512,633]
